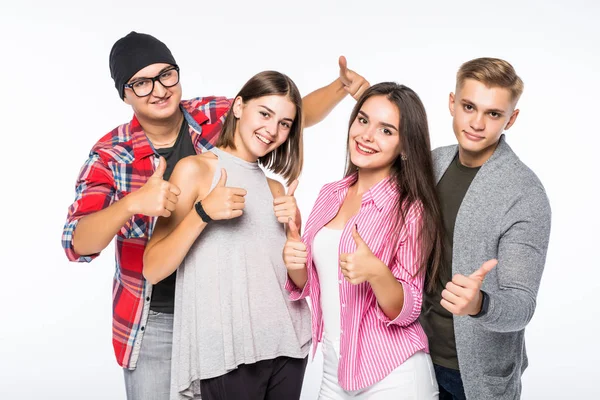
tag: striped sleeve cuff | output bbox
[375,280,421,327]
[285,276,310,301]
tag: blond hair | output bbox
[457,57,524,102]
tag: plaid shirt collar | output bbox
[129,103,211,159]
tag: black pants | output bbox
[434,364,467,400]
[200,356,308,400]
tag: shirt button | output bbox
[338,280,343,284]
[342,303,346,307]
[141,326,145,331]
[146,296,150,301]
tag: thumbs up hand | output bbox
[151,155,168,179]
[129,156,181,217]
[340,225,386,285]
[199,168,247,221]
[283,219,307,272]
[338,56,370,101]
[273,180,300,226]
[440,259,498,316]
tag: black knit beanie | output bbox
[109,32,178,100]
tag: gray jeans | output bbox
[123,310,173,400]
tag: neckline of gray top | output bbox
[210,146,261,170]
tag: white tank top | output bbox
[312,226,343,343]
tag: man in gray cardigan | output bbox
[420,58,552,400]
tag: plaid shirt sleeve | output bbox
[62,153,116,262]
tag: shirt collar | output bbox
[131,101,210,159]
[332,172,398,211]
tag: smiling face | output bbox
[348,95,402,175]
[123,63,182,123]
[450,78,520,167]
[231,94,297,162]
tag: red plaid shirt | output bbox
[62,97,232,369]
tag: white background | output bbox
[1,1,599,399]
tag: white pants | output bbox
[318,338,439,399]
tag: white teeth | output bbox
[357,143,376,154]
[256,133,272,144]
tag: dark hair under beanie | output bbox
[109,31,177,100]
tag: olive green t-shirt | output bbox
[420,153,480,370]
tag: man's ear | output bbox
[504,108,520,131]
[449,92,456,117]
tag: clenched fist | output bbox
[129,156,181,217]
[339,56,370,100]
[283,219,307,272]
[200,168,247,220]
[340,225,386,285]
[273,180,300,226]
[440,259,498,316]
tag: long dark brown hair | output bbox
[345,82,444,292]
[216,70,303,185]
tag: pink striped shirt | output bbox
[285,173,429,391]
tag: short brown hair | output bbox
[217,71,303,185]
[457,57,524,102]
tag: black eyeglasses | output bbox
[124,66,180,97]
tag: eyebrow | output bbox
[461,99,505,114]
[259,105,294,123]
[358,110,399,132]
[128,66,174,83]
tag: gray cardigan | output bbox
[432,135,551,400]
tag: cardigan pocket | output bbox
[482,362,518,397]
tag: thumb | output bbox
[217,168,227,187]
[152,157,167,178]
[286,180,299,196]
[469,259,498,282]
[287,218,301,241]
[339,55,349,77]
[352,224,366,247]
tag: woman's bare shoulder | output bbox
[266,178,285,198]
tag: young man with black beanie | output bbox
[62,31,369,400]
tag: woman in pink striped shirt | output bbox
[284,82,443,399]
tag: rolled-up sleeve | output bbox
[285,274,311,301]
[375,206,425,327]
[62,153,115,262]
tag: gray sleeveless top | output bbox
[170,147,312,400]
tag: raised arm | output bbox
[440,186,552,332]
[471,187,551,332]
[341,216,424,327]
[302,56,369,128]
[69,156,180,258]
[283,219,309,291]
[62,154,179,261]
